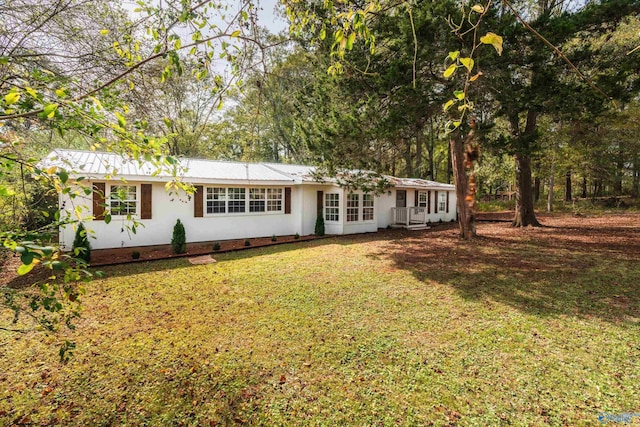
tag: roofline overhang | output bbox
[69,174,297,186]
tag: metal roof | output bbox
[384,176,455,189]
[40,150,296,183]
[40,150,455,189]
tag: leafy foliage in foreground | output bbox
[1,214,639,425]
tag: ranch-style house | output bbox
[42,149,457,250]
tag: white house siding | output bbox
[376,190,396,229]
[60,181,302,250]
[47,150,460,250]
[412,188,457,223]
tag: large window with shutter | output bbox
[206,187,226,214]
[439,192,447,212]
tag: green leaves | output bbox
[0,184,15,196]
[115,111,127,128]
[480,32,503,56]
[443,99,455,112]
[346,32,356,50]
[17,263,35,276]
[4,91,20,105]
[459,57,474,72]
[444,51,474,79]
[43,103,58,119]
[444,64,457,78]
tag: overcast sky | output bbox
[256,0,288,34]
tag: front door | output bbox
[396,190,406,208]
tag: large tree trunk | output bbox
[565,171,572,201]
[513,153,541,226]
[509,110,541,227]
[450,131,475,239]
[581,175,587,198]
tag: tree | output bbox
[72,223,91,262]
[478,0,640,226]
[1,0,276,355]
[171,219,186,254]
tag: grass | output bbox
[1,214,639,426]
[477,195,640,213]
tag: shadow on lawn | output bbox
[91,228,413,280]
[374,222,640,324]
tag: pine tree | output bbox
[171,219,186,254]
[314,215,325,236]
[72,223,91,262]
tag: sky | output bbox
[255,0,288,34]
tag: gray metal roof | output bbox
[385,176,456,189]
[40,149,296,183]
[40,150,455,189]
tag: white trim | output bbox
[203,185,286,217]
[324,192,340,222]
[108,183,139,217]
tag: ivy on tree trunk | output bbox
[450,128,476,240]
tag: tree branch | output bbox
[501,0,614,103]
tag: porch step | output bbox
[391,224,431,230]
[406,224,430,230]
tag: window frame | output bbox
[346,193,359,222]
[438,191,447,212]
[418,191,428,208]
[203,186,285,216]
[109,184,138,217]
[227,187,246,213]
[267,188,283,212]
[206,187,227,214]
[249,188,266,213]
[325,193,340,222]
[362,193,374,221]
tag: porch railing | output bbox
[392,207,427,225]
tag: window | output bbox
[325,193,339,222]
[206,187,226,214]
[249,188,266,212]
[439,192,447,212]
[418,191,428,208]
[267,188,283,212]
[363,194,374,221]
[204,187,284,215]
[110,185,137,216]
[347,193,359,222]
[228,188,246,213]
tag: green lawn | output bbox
[1,214,639,426]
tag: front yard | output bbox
[1,213,639,426]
